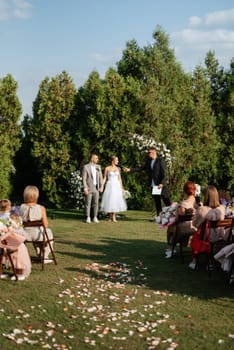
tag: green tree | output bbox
[28,71,77,207]
[205,53,234,192]
[0,74,22,198]
[16,27,233,208]
[69,71,106,167]
[184,66,220,187]
[117,27,198,199]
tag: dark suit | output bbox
[131,157,171,215]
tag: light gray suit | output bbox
[82,163,103,219]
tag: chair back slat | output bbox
[209,218,233,228]
[23,220,44,227]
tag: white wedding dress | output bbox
[101,171,127,213]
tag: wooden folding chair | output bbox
[23,220,57,270]
[228,252,234,285]
[171,213,194,263]
[209,218,234,256]
[0,242,18,281]
[209,218,234,281]
[191,220,213,275]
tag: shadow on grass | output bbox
[49,209,150,222]
[47,209,84,220]
[57,236,234,300]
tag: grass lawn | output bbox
[0,209,233,350]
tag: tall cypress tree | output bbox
[0,74,22,198]
[27,71,77,206]
[205,52,234,192]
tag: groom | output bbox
[82,153,103,223]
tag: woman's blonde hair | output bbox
[23,185,39,203]
[203,185,220,208]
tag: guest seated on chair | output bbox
[165,181,198,258]
[0,199,31,281]
[188,185,226,270]
[19,186,54,264]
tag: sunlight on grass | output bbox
[0,210,233,350]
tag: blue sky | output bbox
[1,0,234,117]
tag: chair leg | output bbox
[7,251,18,281]
[227,260,234,285]
[0,249,3,276]
[43,230,57,266]
[179,242,184,264]
[194,255,199,271]
[171,243,176,258]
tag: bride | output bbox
[100,156,127,222]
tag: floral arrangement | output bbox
[123,190,131,200]
[155,202,178,228]
[67,170,84,210]
[0,213,23,236]
[0,219,17,237]
[223,198,234,218]
[219,190,234,218]
[130,133,172,167]
[0,219,9,236]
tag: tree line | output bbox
[1,27,233,209]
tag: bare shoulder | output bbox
[40,204,46,212]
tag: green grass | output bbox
[0,210,233,350]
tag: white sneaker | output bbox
[11,275,25,281]
[1,274,9,279]
[44,259,53,264]
[165,248,176,253]
[165,251,172,258]
[93,217,99,223]
[86,217,91,223]
[188,262,196,270]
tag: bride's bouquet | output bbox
[123,190,131,200]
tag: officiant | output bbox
[125,146,171,216]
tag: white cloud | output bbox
[171,8,234,71]
[0,0,31,21]
[91,53,113,64]
[172,29,234,45]
[91,48,122,65]
[0,0,10,20]
[205,8,234,28]
[189,16,202,28]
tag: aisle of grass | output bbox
[0,210,233,350]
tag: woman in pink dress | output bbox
[0,199,31,281]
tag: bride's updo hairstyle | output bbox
[111,155,117,162]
